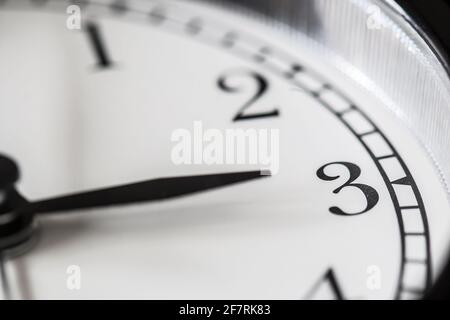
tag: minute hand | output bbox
[30,171,268,214]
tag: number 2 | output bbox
[217,69,280,121]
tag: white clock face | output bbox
[0,0,450,300]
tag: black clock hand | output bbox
[29,170,269,214]
[0,154,269,250]
[1,155,269,215]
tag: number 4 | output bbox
[306,269,345,300]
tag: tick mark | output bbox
[399,205,420,210]
[70,0,89,7]
[110,0,127,14]
[186,18,203,35]
[285,63,302,78]
[375,154,396,161]
[30,0,49,6]
[254,47,271,63]
[149,6,166,25]
[222,32,238,48]
[392,176,412,185]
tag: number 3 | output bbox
[316,162,379,216]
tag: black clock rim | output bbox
[394,0,450,83]
[394,0,450,300]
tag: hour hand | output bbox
[30,170,269,214]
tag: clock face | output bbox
[0,0,450,300]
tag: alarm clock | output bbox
[0,0,449,300]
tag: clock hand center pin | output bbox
[0,154,34,253]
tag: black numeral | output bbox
[306,269,345,300]
[217,70,279,121]
[85,21,113,68]
[317,162,379,216]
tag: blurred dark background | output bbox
[396,0,450,66]
[403,0,450,300]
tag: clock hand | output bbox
[0,154,269,215]
[29,170,269,214]
[0,154,270,250]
